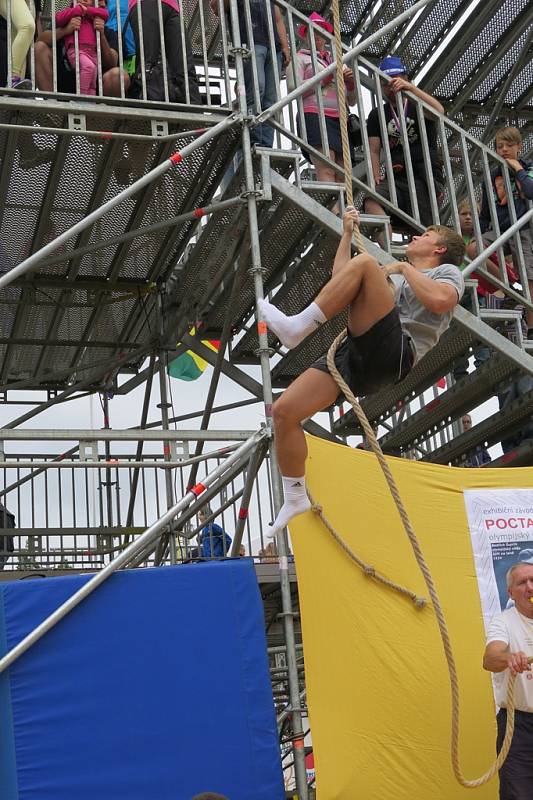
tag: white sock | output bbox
[258,299,326,350]
[267,476,311,538]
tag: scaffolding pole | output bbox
[125,354,157,533]
[227,0,308,794]
[155,293,177,565]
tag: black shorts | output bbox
[374,174,434,226]
[311,307,414,398]
[298,113,343,161]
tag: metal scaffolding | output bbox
[1,0,533,796]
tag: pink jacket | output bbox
[56,5,109,49]
[293,48,354,119]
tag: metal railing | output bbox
[0,428,282,572]
[2,0,530,322]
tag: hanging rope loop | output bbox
[324,0,519,784]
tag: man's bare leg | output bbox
[102,67,130,97]
[267,258,395,536]
[35,41,53,92]
[268,369,340,537]
[259,252,393,349]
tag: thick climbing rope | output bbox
[308,489,426,609]
[322,0,518,786]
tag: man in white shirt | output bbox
[484,562,533,799]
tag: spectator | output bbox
[0,0,35,89]
[238,543,246,556]
[459,413,491,467]
[35,14,129,96]
[483,562,533,800]
[452,199,506,378]
[107,0,136,76]
[127,0,201,103]
[363,55,444,241]
[0,502,15,571]
[467,126,533,336]
[287,12,355,193]
[198,508,232,558]
[56,0,109,96]
[258,541,277,562]
[211,0,289,147]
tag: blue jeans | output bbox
[243,44,282,147]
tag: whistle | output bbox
[529,597,533,604]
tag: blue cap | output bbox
[379,55,407,76]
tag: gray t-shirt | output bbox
[390,263,464,364]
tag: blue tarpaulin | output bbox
[0,560,284,800]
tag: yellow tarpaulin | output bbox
[291,434,533,800]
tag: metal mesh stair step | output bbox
[0,106,238,390]
[173,152,314,333]
[426,388,533,465]
[377,353,521,455]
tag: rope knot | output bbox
[363,565,376,577]
[311,504,323,515]
[413,596,427,610]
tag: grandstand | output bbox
[0,0,532,796]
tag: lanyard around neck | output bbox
[389,98,409,132]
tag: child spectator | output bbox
[467,126,533,336]
[0,0,35,89]
[56,0,109,96]
[452,198,514,378]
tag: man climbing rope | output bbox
[259,207,465,536]
[483,561,533,800]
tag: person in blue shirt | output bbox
[107,0,137,72]
[198,508,232,558]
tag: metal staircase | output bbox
[0,1,532,796]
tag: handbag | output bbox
[347,112,361,152]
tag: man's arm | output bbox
[56,6,83,27]
[274,6,290,68]
[94,19,118,70]
[389,77,444,116]
[483,640,531,676]
[332,207,358,277]
[386,262,458,314]
[38,18,81,46]
[209,0,229,15]
[509,161,533,200]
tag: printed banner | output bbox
[464,488,533,631]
